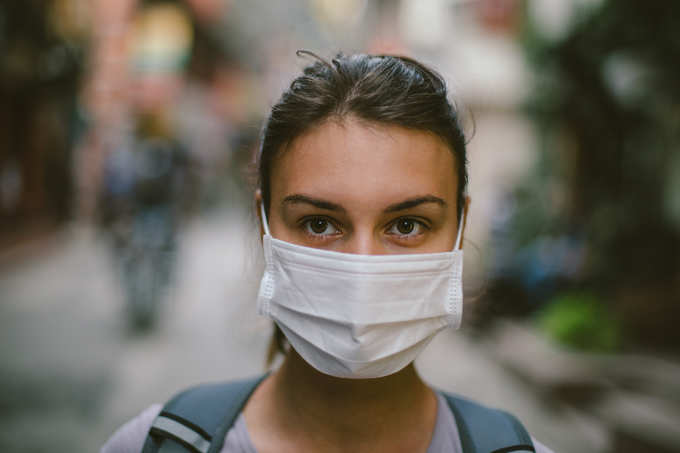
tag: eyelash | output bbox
[386,217,430,240]
[300,216,341,239]
[299,216,430,241]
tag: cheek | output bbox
[265,206,293,240]
[426,222,459,253]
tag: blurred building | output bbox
[0,1,87,248]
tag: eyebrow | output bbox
[384,195,447,213]
[281,194,446,213]
[282,194,346,212]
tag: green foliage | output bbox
[506,0,680,353]
[537,293,620,352]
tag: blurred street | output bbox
[1,206,609,453]
[3,1,680,452]
[0,206,270,452]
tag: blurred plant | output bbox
[537,292,620,352]
[491,0,680,352]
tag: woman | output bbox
[102,52,553,453]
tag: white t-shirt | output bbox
[101,392,554,453]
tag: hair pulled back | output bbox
[258,51,468,220]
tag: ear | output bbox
[460,195,471,248]
[255,189,264,237]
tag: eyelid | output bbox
[300,215,343,236]
[299,214,340,226]
[386,216,431,229]
[385,216,431,237]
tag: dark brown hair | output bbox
[258,51,468,220]
[257,51,469,363]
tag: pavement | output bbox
[0,206,604,452]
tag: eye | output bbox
[386,217,428,238]
[303,217,340,236]
[395,218,415,234]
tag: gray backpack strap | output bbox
[443,393,535,453]
[142,374,267,453]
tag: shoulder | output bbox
[533,437,555,453]
[100,404,162,453]
[436,392,556,453]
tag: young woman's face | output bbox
[266,117,463,254]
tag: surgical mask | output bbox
[256,203,464,379]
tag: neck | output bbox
[278,350,428,409]
[268,351,436,450]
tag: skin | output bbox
[246,116,469,453]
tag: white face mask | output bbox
[256,203,464,379]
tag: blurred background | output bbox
[1,0,679,451]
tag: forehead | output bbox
[270,118,458,208]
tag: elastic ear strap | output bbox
[260,202,271,236]
[454,212,464,250]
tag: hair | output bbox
[257,51,469,363]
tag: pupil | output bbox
[311,219,327,234]
[397,219,414,234]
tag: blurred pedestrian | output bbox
[98,110,192,329]
[102,52,554,453]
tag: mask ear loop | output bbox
[454,211,464,251]
[260,202,272,236]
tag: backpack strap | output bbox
[443,393,536,453]
[142,374,267,453]
[141,375,533,453]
